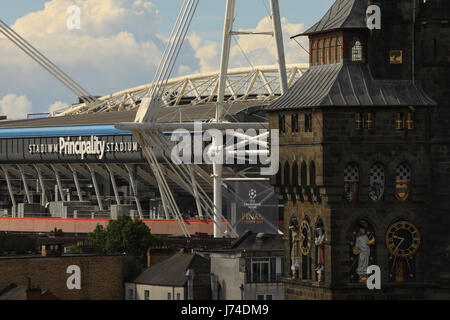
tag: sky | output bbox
[0,0,334,118]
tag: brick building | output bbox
[265,0,449,299]
[0,254,124,300]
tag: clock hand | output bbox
[393,235,405,252]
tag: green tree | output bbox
[87,215,163,264]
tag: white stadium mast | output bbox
[119,0,288,238]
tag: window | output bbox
[311,41,317,65]
[291,114,299,133]
[407,112,415,130]
[324,38,329,64]
[355,113,363,130]
[344,163,359,202]
[318,40,323,65]
[336,38,342,62]
[396,113,405,130]
[330,38,336,63]
[283,161,290,186]
[252,259,269,282]
[167,292,172,300]
[366,113,374,130]
[395,163,412,201]
[176,293,181,300]
[309,161,316,187]
[352,40,363,62]
[279,114,286,134]
[144,290,149,300]
[304,113,312,132]
[247,258,280,283]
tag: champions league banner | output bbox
[228,181,279,235]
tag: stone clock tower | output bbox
[264,0,449,299]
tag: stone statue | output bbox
[315,226,325,282]
[289,223,300,279]
[353,227,375,282]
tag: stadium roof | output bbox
[0,101,268,129]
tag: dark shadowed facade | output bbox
[265,0,449,299]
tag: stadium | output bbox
[0,64,307,236]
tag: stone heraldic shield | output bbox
[395,164,411,201]
[344,164,359,202]
[369,164,385,201]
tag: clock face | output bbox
[386,221,421,257]
[300,220,311,256]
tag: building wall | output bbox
[135,283,184,300]
[210,253,244,300]
[0,255,123,300]
[243,283,284,300]
[271,104,445,299]
[210,252,285,300]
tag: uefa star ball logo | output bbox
[249,189,257,200]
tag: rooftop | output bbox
[266,61,436,111]
[133,252,210,286]
[293,0,367,37]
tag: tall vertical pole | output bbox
[216,0,235,122]
[214,0,236,238]
[270,0,288,94]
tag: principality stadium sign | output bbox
[28,135,140,160]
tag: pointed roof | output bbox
[293,0,367,37]
[265,61,437,110]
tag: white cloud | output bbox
[189,16,309,73]
[0,0,169,113]
[0,94,32,119]
[0,1,309,115]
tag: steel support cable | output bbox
[137,132,190,237]
[137,0,195,122]
[151,0,198,110]
[0,20,95,104]
[146,0,190,98]
[144,0,199,122]
[152,0,198,100]
[144,133,191,232]
[149,133,226,233]
[147,0,192,99]
[142,142,190,237]
[151,133,238,237]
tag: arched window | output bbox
[336,37,342,62]
[309,161,316,186]
[324,38,330,64]
[318,40,323,65]
[275,162,282,186]
[349,219,376,283]
[301,161,307,187]
[395,163,412,201]
[283,161,290,186]
[344,163,359,202]
[292,162,299,187]
[311,41,317,65]
[351,39,364,62]
[369,163,385,201]
[330,38,336,63]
